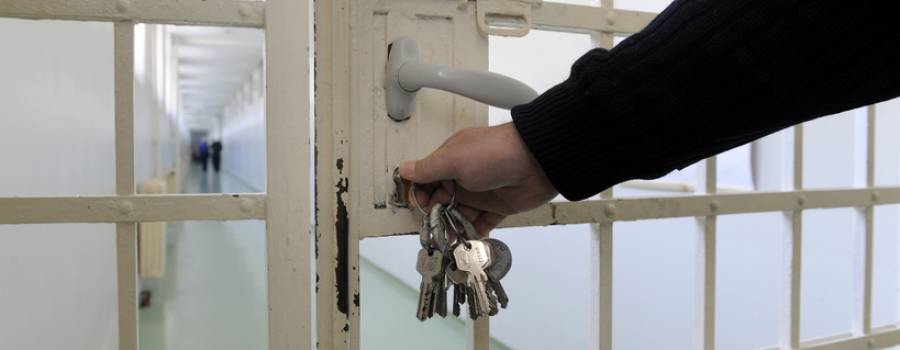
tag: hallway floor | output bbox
[139,165,268,350]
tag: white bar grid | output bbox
[0,1,898,350]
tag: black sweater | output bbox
[511,0,900,201]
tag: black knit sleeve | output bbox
[512,0,900,200]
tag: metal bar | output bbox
[264,0,312,348]
[114,21,138,350]
[0,0,264,27]
[589,10,614,350]
[466,319,491,350]
[592,189,614,350]
[532,2,656,34]
[359,187,900,238]
[801,325,900,350]
[698,157,717,350]
[863,105,876,335]
[498,186,895,228]
[0,194,266,224]
[787,124,805,349]
[314,0,353,348]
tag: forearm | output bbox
[513,0,900,200]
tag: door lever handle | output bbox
[385,37,539,121]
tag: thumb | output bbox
[399,149,458,184]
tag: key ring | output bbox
[409,183,428,216]
[447,180,458,208]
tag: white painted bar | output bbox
[358,186,900,238]
[0,0,264,27]
[591,192,614,350]
[698,157,717,350]
[313,0,348,347]
[801,325,900,350]
[264,0,312,348]
[114,21,138,350]
[589,9,614,349]
[532,2,656,34]
[496,186,900,229]
[466,318,491,350]
[863,105,876,335]
[0,194,266,224]
[788,124,804,349]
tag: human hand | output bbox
[399,122,557,235]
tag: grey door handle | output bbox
[385,37,539,121]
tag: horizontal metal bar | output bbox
[619,179,752,194]
[532,3,656,34]
[0,193,266,224]
[0,0,264,27]
[801,325,900,350]
[499,187,899,228]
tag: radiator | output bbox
[138,179,167,279]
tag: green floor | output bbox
[139,165,510,349]
[139,166,268,350]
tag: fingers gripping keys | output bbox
[410,180,513,321]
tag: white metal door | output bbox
[316,1,900,349]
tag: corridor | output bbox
[139,166,267,350]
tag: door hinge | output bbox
[460,0,542,37]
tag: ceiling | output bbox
[170,26,264,132]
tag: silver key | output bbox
[432,256,449,318]
[454,240,494,318]
[415,248,443,321]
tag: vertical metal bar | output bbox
[114,21,138,350]
[696,157,717,350]
[314,0,353,348]
[591,200,614,350]
[783,125,804,349]
[591,2,615,349]
[466,318,491,350]
[863,105,876,335]
[265,0,313,348]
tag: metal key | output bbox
[431,225,451,318]
[415,248,443,321]
[444,257,468,317]
[454,240,494,318]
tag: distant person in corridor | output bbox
[399,0,900,235]
[198,139,209,173]
[211,140,223,174]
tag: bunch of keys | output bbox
[411,181,513,321]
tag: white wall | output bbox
[220,64,266,191]
[0,19,184,349]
